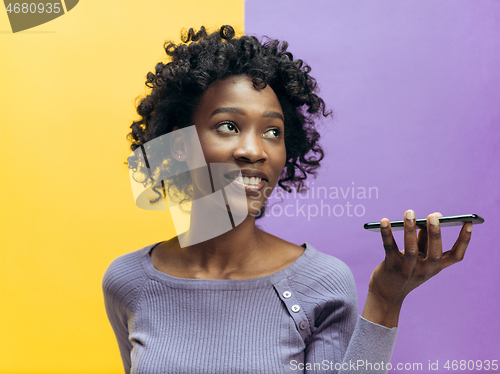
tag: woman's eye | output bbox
[216,122,238,133]
[263,128,281,139]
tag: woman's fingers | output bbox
[417,212,442,257]
[437,223,472,271]
[380,218,400,267]
[375,211,473,305]
[403,210,419,270]
[426,214,443,266]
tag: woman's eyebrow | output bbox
[263,110,284,122]
[210,107,245,117]
[211,107,284,122]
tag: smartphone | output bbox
[364,214,484,232]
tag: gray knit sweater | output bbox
[102,242,398,374]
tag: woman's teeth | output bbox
[236,176,262,185]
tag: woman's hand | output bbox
[361,210,473,328]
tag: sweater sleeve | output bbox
[339,316,397,373]
[292,251,397,374]
[102,250,148,374]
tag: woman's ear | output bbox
[170,127,187,161]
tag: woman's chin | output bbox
[227,200,264,220]
[247,201,264,218]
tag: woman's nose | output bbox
[232,133,268,163]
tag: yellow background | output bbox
[0,1,243,373]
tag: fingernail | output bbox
[429,214,439,226]
[381,219,388,228]
[406,210,415,220]
[466,223,473,233]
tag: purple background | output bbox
[246,0,500,370]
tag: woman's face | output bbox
[191,74,286,217]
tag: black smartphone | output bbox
[364,214,484,232]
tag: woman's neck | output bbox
[179,215,267,278]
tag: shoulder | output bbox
[295,244,355,290]
[102,243,156,304]
[287,244,359,329]
[287,243,357,304]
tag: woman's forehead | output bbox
[195,75,283,117]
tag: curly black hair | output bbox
[127,25,331,217]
